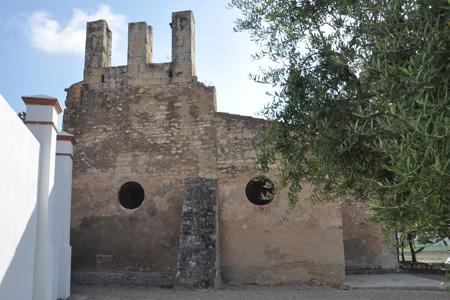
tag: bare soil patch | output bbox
[71,283,447,300]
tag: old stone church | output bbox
[62,10,397,288]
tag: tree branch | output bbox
[306,7,367,101]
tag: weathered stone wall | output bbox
[63,10,396,287]
[63,80,217,274]
[84,14,196,89]
[64,10,218,282]
[342,200,398,271]
[175,178,220,289]
[214,113,346,285]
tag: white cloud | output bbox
[27,4,126,55]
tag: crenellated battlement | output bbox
[83,11,196,89]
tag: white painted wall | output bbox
[26,104,58,123]
[26,102,59,300]
[55,133,75,299]
[0,94,40,300]
[0,94,74,300]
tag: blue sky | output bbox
[0,0,274,128]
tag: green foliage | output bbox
[230,0,450,241]
[18,111,26,122]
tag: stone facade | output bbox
[342,200,398,272]
[214,113,346,285]
[63,10,396,288]
[175,178,220,289]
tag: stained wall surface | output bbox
[342,200,398,271]
[215,113,345,285]
[64,82,217,274]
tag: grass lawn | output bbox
[399,245,450,263]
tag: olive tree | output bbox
[229,0,450,243]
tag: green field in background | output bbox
[399,245,450,263]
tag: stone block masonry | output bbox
[64,11,218,286]
[175,178,221,289]
[82,11,196,89]
[63,9,396,289]
[171,11,195,77]
[84,20,111,71]
[127,22,152,73]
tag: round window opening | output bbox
[245,177,275,206]
[118,182,145,209]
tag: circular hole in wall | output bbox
[245,177,275,205]
[118,182,145,209]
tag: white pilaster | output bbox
[55,131,75,299]
[23,94,62,300]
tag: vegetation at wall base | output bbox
[18,111,26,122]
[229,0,450,246]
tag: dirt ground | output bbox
[71,283,447,300]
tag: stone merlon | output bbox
[83,11,196,88]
